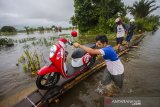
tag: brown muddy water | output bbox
[1,30,160,107]
[50,30,160,107]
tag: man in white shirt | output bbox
[115,18,127,51]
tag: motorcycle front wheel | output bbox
[36,72,60,90]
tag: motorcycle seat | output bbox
[71,44,96,59]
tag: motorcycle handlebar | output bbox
[68,41,73,46]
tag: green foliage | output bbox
[24,26,35,34]
[19,37,36,43]
[105,18,117,33]
[72,0,126,33]
[135,16,159,32]
[78,34,97,44]
[84,17,129,35]
[23,63,28,72]
[35,38,52,47]
[38,26,45,33]
[23,43,30,49]
[128,0,160,32]
[18,55,25,63]
[146,15,160,25]
[19,50,42,75]
[0,26,17,35]
[24,26,55,34]
[129,0,160,18]
[0,38,14,47]
[70,16,77,26]
[78,33,116,45]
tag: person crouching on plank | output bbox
[73,35,124,95]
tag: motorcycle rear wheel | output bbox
[36,72,60,90]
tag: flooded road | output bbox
[54,30,160,107]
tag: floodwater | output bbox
[0,30,70,106]
[51,30,160,107]
[0,29,160,107]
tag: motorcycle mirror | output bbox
[71,31,78,37]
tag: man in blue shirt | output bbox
[126,19,135,48]
[73,35,124,94]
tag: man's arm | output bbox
[122,22,128,31]
[73,43,101,55]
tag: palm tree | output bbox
[129,0,160,18]
[37,26,45,33]
[24,26,30,34]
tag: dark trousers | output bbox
[101,68,124,89]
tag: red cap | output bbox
[71,31,78,37]
[58,38,68,43]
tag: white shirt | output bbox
[99,48,124,75]
[105,59,124,75]
[116,25,125,38]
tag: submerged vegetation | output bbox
[19,37,36,43]
[23,25,64,34]
[18,50,45,76]
[17,37,56,47]
[16,36,58,74]
[0,38,14,47]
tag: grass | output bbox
[78,32,116,45]
[18,50,42,76]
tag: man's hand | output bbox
[73,42,80,48]
[73,42,101,55]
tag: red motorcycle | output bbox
[36,32,96,90]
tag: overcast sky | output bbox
[0,0,159,29]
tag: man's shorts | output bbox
[101,68,124,88]
[116,37,124,44]
[126,34,133,42]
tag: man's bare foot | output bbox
[104,92,114,97]
[125,51,129,54]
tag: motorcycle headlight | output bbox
[49,45,57,58]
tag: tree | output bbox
[70,15,77,27]
[24,26,30,34]
[1,26,17,33]
[72,0,126,33]
[37,26,45,33]
[129,0,160,18]
[146,15,160,24]
[72,0,99,33]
